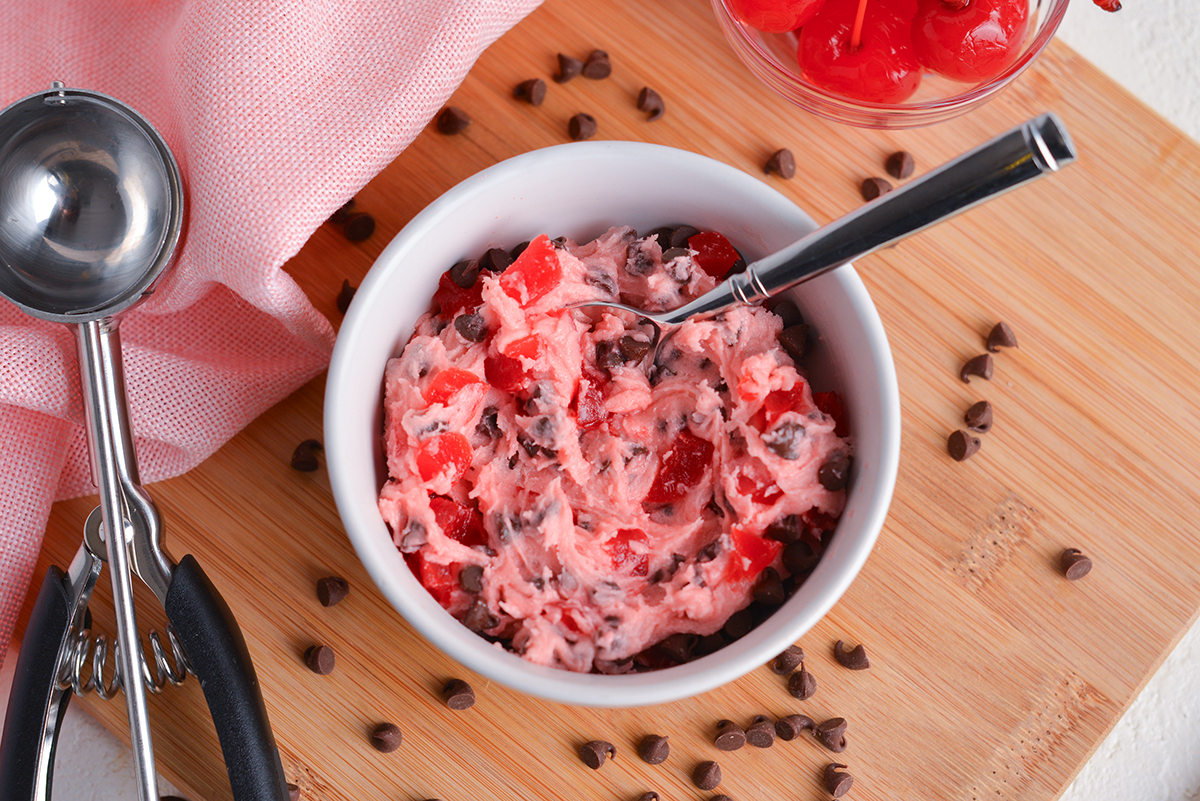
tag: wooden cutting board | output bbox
[20,0,1200,799]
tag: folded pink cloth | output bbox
[0,0,541,668]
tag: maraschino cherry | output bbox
[729,0,829,32]
[910,0,1030,83]
[799,0,923,104]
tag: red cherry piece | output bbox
[605,528,650,577]
[645,431,714,504]
[484,335,541,393]
[432,269,484,317]
[424,368,482,406]
[429,495,488,548]
[416,432,472,483]
[725,525,784,582]
[762,383,811,427]
[688,230,742,279]
[575,367,610,430]
[799,0,924,104]
[500,234,561,306]
[406,552,456,607]
[911,0,1030,83]
[729,0,829,33]
[812,390,849,436]
[736,469,783,505]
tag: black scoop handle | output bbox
[165,555,289,801]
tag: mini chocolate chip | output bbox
[779,323,809,362]
[669,225,700,248]
[371,722,402,753]
[569,113,598,141]
[814,718,848,752]
[662,246,690,261]
[449,258,480,288]
[637,87,665,121]
[965,400,994,433]
[765,148,796,179]
[714,719,746,751]
[343,211,375,242]
[443,678,476,709]
[960,352,994,382]
[514,78,547,105]
[861,176,892,201]
[436,106,471,135]
[824,763,854,797]
[766,515,804,544]
[459,563,484,593]
[580,740,616,769]
[772,644,805,674]
[723,608,754,640]
[480,247,513,273]
[287,783,300,801]
[818,453,851,491]
[775,714,815,741]
[885,150,916,180]
[290,439,323,472]
[764,422,806,460]
[462,598,498,632]
[1061,548,1093,580]
[304,644,335,675]
[746,715,776,748]
[987,320,1018,352]
[655,632,698,663]
[783,539,821,575]
[787,663,818,700]
[635,794,659,801]
[697,540,721,562]
[753,567,785,606]
[476,406,501,439]
[510,240,531,260]
[454,312,487,342]
[555,53,583,82]
[619,336,651,363]
[947,429,982,461]
[768,298,804,328]
[693,761,722,790]
[638,734,670,764]
[582,49,612,79]
[328,198,355,224]
[316,576,349,607]
[711,797,733,801]
[336,279,356,314]
[833,640,870,670]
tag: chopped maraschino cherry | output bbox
[729,0,829,33]
[911,0,1030,83]
[799,0,924,104]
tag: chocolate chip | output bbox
[287,782,300,801]
[443,678,476,709]
[693,761,722,790]
[783,539,821,575]
[619,336,652,363]
[697,540,721,562]
[635,794,659,801]
[436,106,471,135]
[885,150,916,179]
[714,719,746,751]
[580,740,616,769]
[814,718,848,752]
[986,320,1018,352]
[371,722,402,753]
[662,246,690,261]
[1061,548,1093,580]
[316,576,349,607]
[329,198,355,224]
[462,598,498,632]
[669,225,700,248]
[722,608,754,640]
[772,644,804,674]
[514,78,547,105]
[818,452,851,491]
[458,563,484,593]
[779,323,809,362]
[965,400,993,433]
[833,640,870,670]
[960,353,994,382]
[947,429,982,461]
[343,211,375,242]
[449,258,480,288]
[861,176,892,201]
[290,439,323,472]
[768,298,804,328]
[823,763,854,797]
[336,279,356,314]
[582,49,612,79]
[765,148,796,179]
[711,796,733,801]
[764,422,806,460]
[480,247,512,273]
[765,514,804,544]
[304,644,335,675]
[775,714,815,741]
[637,734,670,764]
[787,663,817,700]
[555,53,583,83]
[753,567,785,606]
[637,87,665,121]
[454,312,487,342]
[476,406,501,439]
[654,632,698,663]
[746,715,776,748]
[569,113,598,141]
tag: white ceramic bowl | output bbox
[325,141,900,707]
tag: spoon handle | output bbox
[658,113,1077,326]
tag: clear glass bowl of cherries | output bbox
[711,0,1115,128]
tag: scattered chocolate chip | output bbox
[746,715,776,748]
[555,53,583,83]
[947,429,982,461]
[458,563,484,593]
[304,644,335,675]
[287,783,300,801]
[964,400,994,433]
[833,640,870,670]
[692,761,722,790]
[436,106,471,135]
[329,198,355,224]
[987,320,1018,352]
[449,258,480,288]
[638,734,670,764]
[290,439,323,472]
[336,279,356,314]
[711,796,733,801]
[814,718,848,752]
[787,663,818,700]
[823,763,854,797]
[714,719,746,751]
[480,247,512,273]
[775,714,815,741]
[861,176,892,201]
[514,78,547,105]
[818,452,851,491]
[778,323,810,362]
[371,722,403,753]
[454,312,487,342]
[343,211,375,242]
[1061,548,1093,580]
[580,740,616,769]
[765,148,796,179]
[885,150,916,180]
[960,353,994,383]
[582,49,612,79]
[753,567,785,606]
[316,576,349,607]
[569,112,598,141]
[442,678,476,709]
[635,794,659,801]
[772,644,805,674]
[637,87,665,121]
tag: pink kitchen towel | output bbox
[0,0,541,668]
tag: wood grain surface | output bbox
[18,0,1200,799]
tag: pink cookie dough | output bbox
[379,226,850,673]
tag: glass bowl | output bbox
[711,0,1069,128]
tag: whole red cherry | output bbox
[911,0,1030,83]
[799,0,924,104]
[729,0,829,33]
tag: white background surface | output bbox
[1,1,1198,799]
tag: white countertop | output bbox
[2,2,1199,798]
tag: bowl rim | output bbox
[325,140,901,706]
